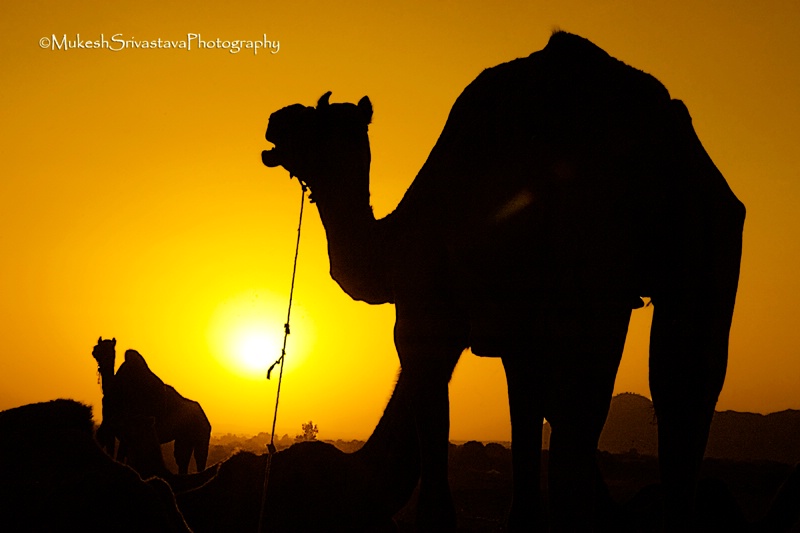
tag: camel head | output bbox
[92,337,116,378]
[262,92,373,200]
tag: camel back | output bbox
[390,31,742,349]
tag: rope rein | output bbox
[258,179,307,532]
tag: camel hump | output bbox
[114,350,167,416]
[544,30,611,61]
[121,349,165,386]
[124,349,150,369]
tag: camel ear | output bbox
[358,96,373,124]
[111,338,116,346]
[318,91,332,107]
[98,336,103,343]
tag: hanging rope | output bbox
[258,179,307,532]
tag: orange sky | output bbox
[2,1,799,441]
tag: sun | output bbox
[237,329,281,374]
[208,290,311,380]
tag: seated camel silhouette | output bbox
[92,338,212,475]
[0,399,191,532]
[177,369,419,533]
[261,31,745,531]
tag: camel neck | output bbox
[309,165,394,304]
[98,366,115,393]
[310,158,374,228]
[354,373,420,503]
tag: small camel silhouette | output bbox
[91,337,212,475]
[261,31,745,531]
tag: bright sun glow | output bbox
[208,290,311,380]
[236,328,283,374]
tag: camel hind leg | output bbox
[649,221,743,530]
[193,441,209,473]
[184,401,211,472]
[173,438,192,475]
[649,286,739,530]
[192,419,211,472]
[649,98,745,531]
[502,354,545,532]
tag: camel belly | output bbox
[466,291,643,358]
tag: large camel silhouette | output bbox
[92,338,212,475]
[261,31,744,530]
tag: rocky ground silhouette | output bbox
[381,444,798,532]
[184,393,800,532]
[4,395,797,532]
[158,393,799,532]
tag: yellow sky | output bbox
[2,1,799,440]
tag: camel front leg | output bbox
[394,313,466,533]
[95,420,117,457]
[543,303,630,532]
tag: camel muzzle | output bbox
[261,148,282,168]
